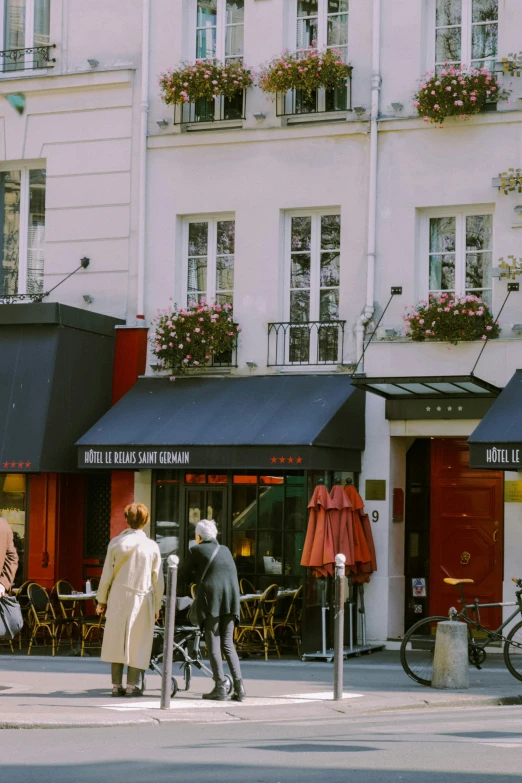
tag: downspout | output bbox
[136,0,150,320]
[355,0,381,371]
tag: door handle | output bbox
[493,530,499,543]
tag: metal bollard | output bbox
[334,553,346,701]
[160,554,179,710]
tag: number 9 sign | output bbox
[371,510,379,523]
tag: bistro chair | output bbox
[239,578,257,620]
[236,583,281,661]
[27,583,74,656]
[273,585,303,656]
[78,613,105,657]
[12,581,33,650]
[52,579,79,619]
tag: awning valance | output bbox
[77,375,365,471]
[469,370,522,470]
[0,303,121,472]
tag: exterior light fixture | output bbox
[246,361,257,370]
[514,205,522,214]
[82,294,94,304]
[353,106,366,116]
[157,119,169,129]
[253,112,266,122]
[391,102,403,112]
[512,324,522,335]
[87,58,99,68]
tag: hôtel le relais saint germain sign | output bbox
[80,448,190,467]
[469,444,522,471]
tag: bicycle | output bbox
[400,576,522,686]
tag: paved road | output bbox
[2,705,522,782]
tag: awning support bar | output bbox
[470,282,519,376]
[351,286,402,377]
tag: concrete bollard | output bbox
[431,621,469,690]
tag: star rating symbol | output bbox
[287,456,294,464]
[279,457,286,464]
[2,462,8,468]
[10,462,16,468]
[426,406,431,412]
[447,406,452,412]
[436,406,441,412]
[458,406,463,412]
[18,462,23,468]
[25,462,31,468]
[270,457,277,464]
[296,457,303,464]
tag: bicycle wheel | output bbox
[503,620,522,682]
[400,616,449,686]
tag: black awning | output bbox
[469,370,522,470]
[0,303,121,472]
[351,374,500,400]
[77,375,365,471]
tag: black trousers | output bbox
[204,614,242,683]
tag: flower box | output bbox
[403,294,500,345]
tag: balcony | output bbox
[275,75,352,119]
[0,44,56,73]
[173,91,246,127]
[267,321,346,367]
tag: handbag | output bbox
[188,543,220,626]
[0,594,23,639]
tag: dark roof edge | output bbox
[0,303,124,337]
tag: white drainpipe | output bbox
[355,0,381,370]
[136,0,150,320]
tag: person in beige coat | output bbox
[96,503,164,697]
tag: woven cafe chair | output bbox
[52,579,80,619]
[78,613,105,657]
[239,578,257,620]
[273,585,303,656]
[236,583,281,661]
[11,580,32,650]
[27,583,74,656]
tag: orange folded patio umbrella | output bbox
[300,484,336,578]
[344,483,377,583]
[329,483,355,570]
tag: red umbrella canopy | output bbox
[300,485,336,578]
[329,484,355,568]
[343,483,377,583]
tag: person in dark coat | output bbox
[0,517,18,597]
[185,519,245,702]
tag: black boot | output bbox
[231,679,246,702]
[202,679,229,701]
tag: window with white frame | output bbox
[286,210,342,363]
[295,0,348,60]
[1,0,51,72]
[431,0,498,71]
[195,0,244,62]
[426,209,493,306]
[185,217,235,308]
[0,167,46,296]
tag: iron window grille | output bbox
[173,90,246,125]
[275,75,352,118]
[0,44,56,72]
[267,321,346,367]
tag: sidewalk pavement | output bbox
[1,650,521,729]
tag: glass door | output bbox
[186,487,227,547]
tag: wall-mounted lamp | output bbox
[246,361,258,370]
[82,294,94,304]
[514,205,522,214]
[353,106,366,117]
[87,58,99,69]
[156,119,169,129]
[3,474,26,493]
[253,112,266,122]
[513,324,522,335]
[391,102,403,112]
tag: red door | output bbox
[430,439,503,628]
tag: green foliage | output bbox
[160,60,253,105]
[258,48,352,97]
[413,66,510,124]
[403,294,500,345]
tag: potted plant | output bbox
[151,301,241,376]
[159,59,253,106]
[258,47,352,97]
[413,65,510,125]
[403,294,500,345]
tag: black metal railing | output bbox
[267,321,346,366]
[173,90,246,125]
[0,44,56,72]
[210,337,238,368]
[276,75,352,118]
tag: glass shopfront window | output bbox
[0,473,26,585]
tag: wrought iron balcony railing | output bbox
[267,320,346,367]
[276,75,352,118]
[173,90,246,125]
[0,44,56,72]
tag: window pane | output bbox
[291,216,311,251]
[290,290,310,322]
[328,0,349,12]
[196,28,216,59]
[0,171,20,296]
[436,27,461,63]
[436,0,461,26]
[259,484,284,530]
[467,288,491,307]
[188,222,208,256]
[216,255,234,291]
[466,252,492,290]
[187,257,207,295]
[429,254,455,291]
[4,0,25,49]
[225,25,244,58]
[284,531,306,575]
[226,0,244,23]
[297,18,318,49]
[430,217,456,253]
[289,326,310,362]
[297,0,318,16]
[217,220,234,254]
[319,289,339,320]
[320,252,340,287]
[291,253,310,288]
[472,23,498,62]
[472,0,498,22]
[318,324,339,362]
[27,169,45,295]
[34,0,50,45]
[321,214,341,249]
[327,14,348,47]
[466,215,492,251]
[155,481,180,567]
[258,531,283,575]
[232,484,257,529]
[197,0,217,26]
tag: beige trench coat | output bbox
[97,529,164,670]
